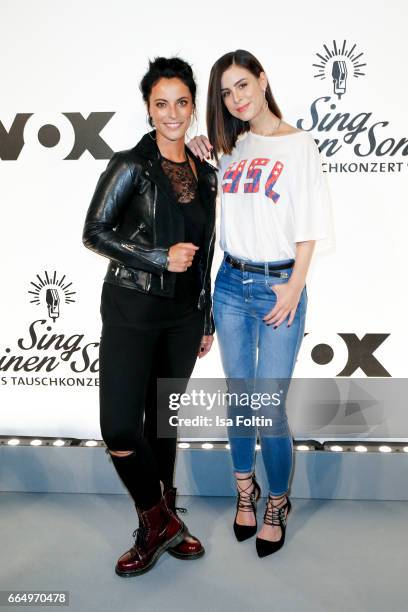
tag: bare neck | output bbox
[156,132,187,162]
[249,109,280,135]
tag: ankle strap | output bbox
[263,494,289,527]
[236,474,258,512]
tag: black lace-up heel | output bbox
[256,493,292,557]
[233,473,261,542]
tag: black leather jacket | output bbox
[82,130,218,335]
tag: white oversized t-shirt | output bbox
[218,129,333,262]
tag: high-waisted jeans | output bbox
[213,253,307,496]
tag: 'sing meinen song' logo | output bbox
[299,39,408,172]
[0,270,99,387]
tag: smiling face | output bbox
[220,64,267,122]
[148,77,194,142]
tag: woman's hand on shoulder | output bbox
[186,135,213,161]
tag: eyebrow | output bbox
[152,96,190,102]
[221,78,246,92]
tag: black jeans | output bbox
[98,282,205,509]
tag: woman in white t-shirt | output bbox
[188,49,332,558]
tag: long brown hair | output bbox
[206,50,282,162]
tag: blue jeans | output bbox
[213,253,307,496]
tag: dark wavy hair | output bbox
[207,50,282,162]
[140,56,197,126]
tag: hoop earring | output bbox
[185,111,198,141]
[146,113,156,140]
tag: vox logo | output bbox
[302,333,390,376]
[0,112,115,160]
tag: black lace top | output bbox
[161,157,198,204]
[161,155,207,304]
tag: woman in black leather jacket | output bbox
[82,57,217,577]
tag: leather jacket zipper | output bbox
[131,222,146,239]
[198,223,215,309]
[151,165,162,290]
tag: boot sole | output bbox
[115,525,186,577]
[167,546,205,560]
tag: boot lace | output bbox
[132,524,148,549]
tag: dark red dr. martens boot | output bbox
[115,496,185,577]
[163,487,205,560]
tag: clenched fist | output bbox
[167,242,199,272]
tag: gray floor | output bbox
[1,492,406,612]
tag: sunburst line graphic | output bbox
[35,274,46,287]
[346,43,356,57]
[323,44,333,58]
[29,281,43,291]
[313,39,366,81]
[27,271,77,305]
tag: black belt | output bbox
[225,254,294,277]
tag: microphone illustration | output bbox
[46,288,60,322]
[332,60,347,99]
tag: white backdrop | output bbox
[1,0,407,439]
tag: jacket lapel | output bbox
[145,158,184,215]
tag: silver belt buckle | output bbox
[240,261,245,271]
[280,271,289,279]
